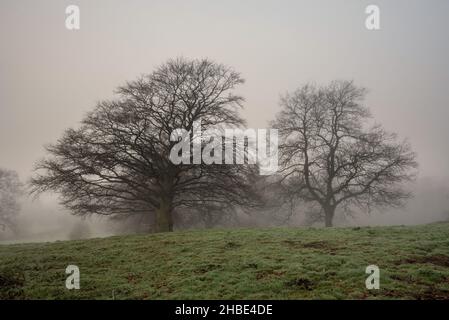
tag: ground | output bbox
[1,222,449,299]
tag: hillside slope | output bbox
[1,223,449,299]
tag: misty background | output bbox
[1,0,449,242]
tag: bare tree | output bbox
[0,168,22,233]
[31,58,259,232]
[272,80,418,227]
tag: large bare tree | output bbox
[0,168,21,234]
[272,81,418,227]
[31,58,259,232]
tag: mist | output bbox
[0,174,445,244]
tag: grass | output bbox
[1,222,449,299]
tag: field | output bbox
[1,222,449,300]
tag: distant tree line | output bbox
[0,168,21,236]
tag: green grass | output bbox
[1,222,449,300]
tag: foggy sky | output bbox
[1,0,449,237]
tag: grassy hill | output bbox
[1,222,449,300]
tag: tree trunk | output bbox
[324,206,335,227]
[155,198,173,232]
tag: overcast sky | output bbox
[1,0,449,182]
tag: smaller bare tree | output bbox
[272,81,418,227]
[0,168,22,234]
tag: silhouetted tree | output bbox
[272,81,417,227]
[31,58,259,232]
